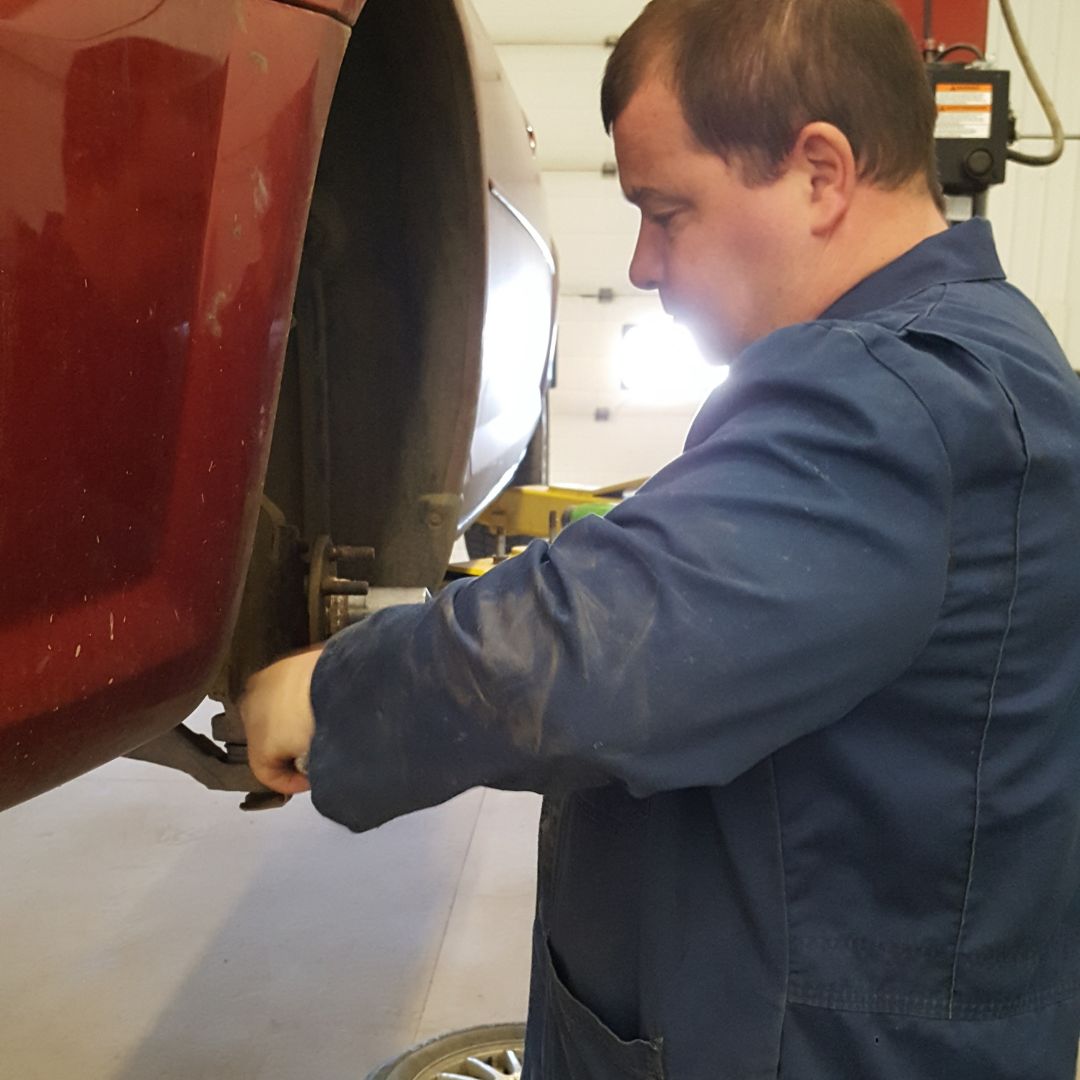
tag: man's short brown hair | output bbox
[602,0,941,199]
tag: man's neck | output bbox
[809,186,949,318]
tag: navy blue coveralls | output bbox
[309,220,1080,1079]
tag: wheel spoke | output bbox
[465,1060,504,1080]
[381,1025,526,1080]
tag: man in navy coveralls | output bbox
[242,1,1080,1075]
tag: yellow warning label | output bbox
[935,84,993,140]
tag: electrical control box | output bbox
[927,64,1011,194]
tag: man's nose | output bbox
[629,227,662,292]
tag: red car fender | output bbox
[0,0,349,809]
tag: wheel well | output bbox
[219,0,488,700]
[266,0,487,586]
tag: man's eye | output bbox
[649,211,677,229]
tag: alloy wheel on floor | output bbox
[365,1023,526,1080]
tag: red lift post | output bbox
[894,0,989,54]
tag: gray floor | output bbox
[0,700,540,1080]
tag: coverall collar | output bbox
[823,218,1006,322]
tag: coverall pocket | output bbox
[542,937,665,1080]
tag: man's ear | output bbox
[789,122,856,236]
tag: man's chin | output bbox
[693,326,738,364]
[702,344,733,365]
[707,323,769,361]
[667,308,743,361]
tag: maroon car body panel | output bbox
[0,0,348,808]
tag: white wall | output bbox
[488,32,694,485]
[984,0,1080,357]
[473,0,1080,487]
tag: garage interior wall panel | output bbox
[485,0,1079,487]
[984,0,1080,365]
[541,173,637,296]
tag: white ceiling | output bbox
[497,45,615,172]
[468,0,647,44]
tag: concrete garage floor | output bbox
[0,700,540,1080]
[8,701,1077,1080]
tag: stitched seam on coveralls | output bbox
[833,325,955,490]
[837,317,1031,1016]
[787,980,1080,1019]
[789,325,957,1046]
[834,324,955,616]
[944,331,1032,1018]
[770,757,791,1076]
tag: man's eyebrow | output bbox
[625,186,685,207]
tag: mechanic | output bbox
[241,0,1080,1076]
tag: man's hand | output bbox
[240,647,324,795]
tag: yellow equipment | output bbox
[449,479,646,577]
